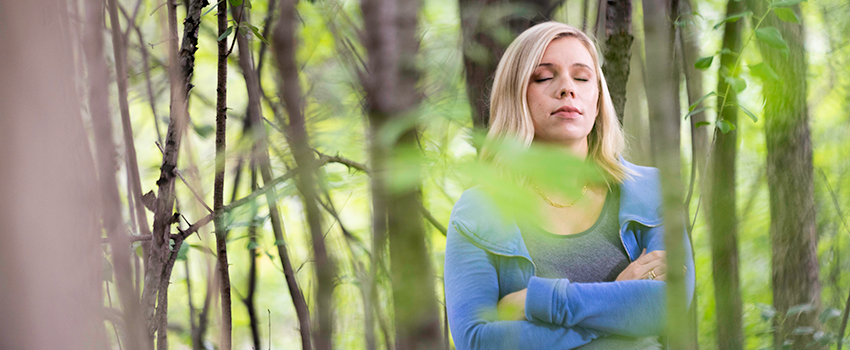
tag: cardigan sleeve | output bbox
[444,221,605,350]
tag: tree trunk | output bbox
[458,0,565,135]
[0,2,111,349]
[360,0,444,347]
[748,3,822,349]
[641,0,694,349]
[213,0,232,348]
[601,0,632,124]
[273,0,337,349]
[705,0,745,349]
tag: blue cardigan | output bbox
[443,160,696,350]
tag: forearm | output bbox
[449,317,602,350]
[525,277,667,336]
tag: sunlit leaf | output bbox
[725,76,747,93]
[738,104,758,122]
[774,8,800,23]
[695,56,714,70]
[228,0,243,6]
[756,27,788,50]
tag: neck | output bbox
[535,137,589,160]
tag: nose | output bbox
[557,78,576,99]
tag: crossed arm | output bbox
[444,223,695,350]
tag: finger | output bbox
[654,271,666,281]
[638,250,666,265]
[641,259,665,279]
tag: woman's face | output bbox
[527,36,599,151]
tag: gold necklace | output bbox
[533,184,588,208]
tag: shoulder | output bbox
[448,186,518,247]
[618,158,663,223]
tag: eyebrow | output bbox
[537,62,593,70]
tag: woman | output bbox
[444,22,695,349]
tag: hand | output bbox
[497,289,527,321]
[616,249,667,281]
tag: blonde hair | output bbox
[481,21,631,183]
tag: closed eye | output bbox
[535,78,552,83]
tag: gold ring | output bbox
[649,269,657,280]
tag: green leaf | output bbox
[749,62,781,81]
[786,303,816,317]
[685,107,709,119]
[792,327,815,335]
[718,48,738,56]
[738,104,758,122]
[273,239,286,246]
[193,123,215,139]
[689,91,716,111]
[756,27,788,50]
[247,241,260,250]
[695,56,714,70]
[725,76,747,93]
[819,308,841,323]
[228,0,243,6]
[218,25,234,42]
[774,8,800,23]
[769,0,805,8]
[176,243,189,261]
[716,120,736,134]
[135,245,144,258]
[695,121,712,128]
[247,23,270,45]
[713,11,753,30]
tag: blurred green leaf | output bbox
[218,25,234,42]
[819,308,841,323]
[202,0,225,16]
[228,0,243,6]
[685,107,709,119]
[274,239,286,246]
[246,23,270,45]
[773,8,800,23]
[786,303,816,317]
[695,121,712,128]
[738,104,758,122]
[769,0,805,8]
[193,123,215,139]
[725,76,747,93]
[689,91,716,112]
[717,120,736,134]
[247,241,260,250]
[756,27,788,50]
[695,56,713,70]
[713,11,753,30]
[750,62,781,81]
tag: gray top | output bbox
[520,186,662,350]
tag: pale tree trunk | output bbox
[0,1,109,350]
[360,0,444,347]
[273,0,337,349]
[641,0,694,349]
[705,0,745,348]
[747,2,822,349]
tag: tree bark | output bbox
[273,1,337,348]
[360,0,443,347]
[214,0,232,348]
[747,3,822,349]
[601,0,632,124]
[641,0,694,349]
[705,0,745,349]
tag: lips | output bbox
[552,105,581,118]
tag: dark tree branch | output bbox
[214,0,232,347]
